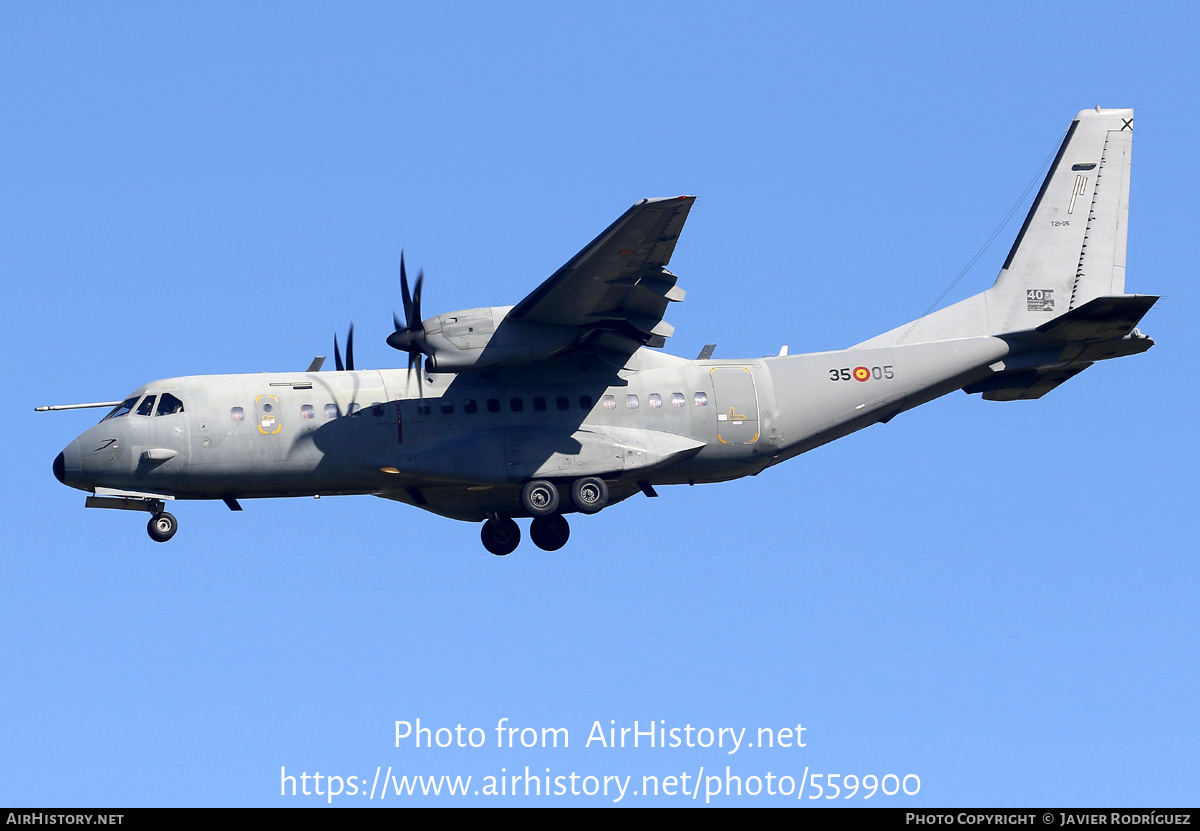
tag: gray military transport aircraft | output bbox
[43,107,1156,555]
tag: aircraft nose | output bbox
[54,440,81,487]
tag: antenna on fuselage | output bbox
[35,401,123,412]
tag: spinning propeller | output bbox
[327,254,431,396]
[385,251,430,397]
[333,323,354,372]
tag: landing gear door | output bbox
[710,366,760,445]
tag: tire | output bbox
[570,476,609,514]
[520,479,559,517]
[481,516,521,556]
[529,515,570,551]
[147,511,178,543]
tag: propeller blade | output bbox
[387,253,430,372]
[408,353,422,401]
[346,323,354,372]
[400,251,413,325]
[334,333,344,372]
[412,269,424,327]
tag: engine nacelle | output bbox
[419,306,582,372]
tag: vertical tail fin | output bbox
[987,107,1133,332]
[854,108,1138,349]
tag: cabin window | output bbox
[579,395,593,410]
[625,394,639,409]
[300,404,315,420]
[324,404,338,419]
[672,393,686,408]
[601,395,616,411]
[348,403,362,417]
[556,396,570,411]
[230,406,245,422]
[533,397,547,412]
[155,393,184,416]
[487,398,501,413]
[463,399,478,414]
[417,403,431,415]
[694,392,708,407]
[510,397,524,412]
[372,403,386,417]
[649,394,662,409]
[440,401,454,415]
[135,395,157,416]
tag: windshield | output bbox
[102,396,140,421]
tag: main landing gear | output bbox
[482,513,566,555]
[529,515,569,551]
[481,515,521,556]
[483,476,611,555]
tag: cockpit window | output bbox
[104,397,140,420]
[135,395,157,416]
[155,393,185,416]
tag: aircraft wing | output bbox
[508,196,696,352]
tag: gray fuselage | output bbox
[56,336,1011,521]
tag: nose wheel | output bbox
[147,511,178,543]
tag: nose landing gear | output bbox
[83,491,181,543]
[147,511,178,543]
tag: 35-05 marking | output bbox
[829,365,894,382]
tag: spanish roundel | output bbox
[853,366,870,382]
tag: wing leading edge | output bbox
[508,195,695,353]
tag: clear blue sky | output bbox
[3,1,1196,807]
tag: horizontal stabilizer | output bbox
[1036,294,1158,342]
[963,366,1091,401]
